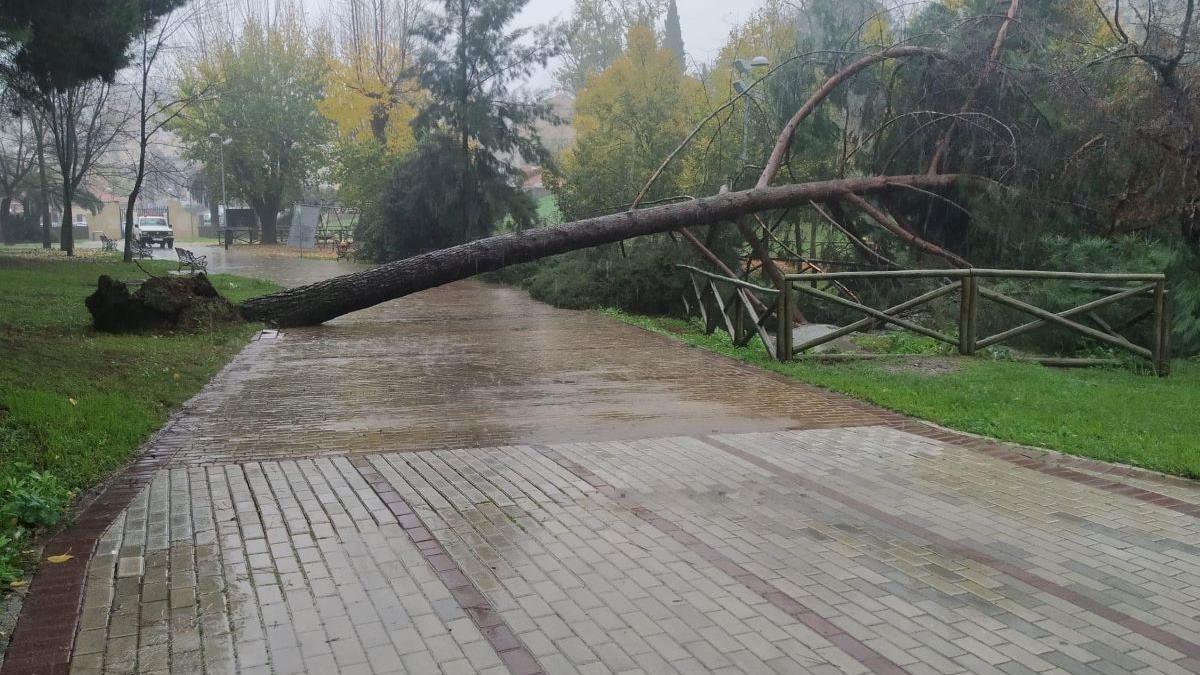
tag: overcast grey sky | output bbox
[299,0,762,91]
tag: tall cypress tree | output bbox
[664,0,685,67]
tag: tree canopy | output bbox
[1,0,186,91]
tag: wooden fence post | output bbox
[731,291,745,345]
[1153,279,1170,376]
[777,280,793,361]
[702,284,718,335]
[959,273,978,355]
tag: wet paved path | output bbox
[5,249,1200,675]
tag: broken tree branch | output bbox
[840,192,972,268]
[809,200,899,268]
[757,46,947,190]
[926,0,1021,174]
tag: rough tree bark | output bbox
[240,174,974,327]
[0,196,11,244]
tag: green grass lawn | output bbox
[0,253,278,585]
[605,310,1200,479]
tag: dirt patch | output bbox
[880,356,964,377]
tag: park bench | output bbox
[130,239,153,259]
[176,247,208,274]
[99,233,117,252]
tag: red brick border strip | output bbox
[0,435,185,675]
[884,419,1200,518]
[529,444,910,675]
[699,434,1200,662]
[0,336,276,675]
[348,456,544,675]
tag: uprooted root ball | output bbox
[85,274,243,333]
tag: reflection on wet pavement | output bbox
[170,247,882,465]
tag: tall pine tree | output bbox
[360,0,564,260]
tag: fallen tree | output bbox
[239,173,977,326]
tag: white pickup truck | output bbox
[134,216,175,248]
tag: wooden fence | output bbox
[678,266,1171,375]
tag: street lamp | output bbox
[732,56,770,179]
[208,133,232,227]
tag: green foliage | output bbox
[1,0,186,91]
[607,308,1200,479]
[358,0,561,262]
[0,254,278,587]
[0,531,21,583]
[0,470,70,529]
[359,133,538,260]
[852,331,955,356]
[663,0,684,65]
[522,237,689,314]
[172,12,329,241]
[416,0,563,169]
[331,138,398,222]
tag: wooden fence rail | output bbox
[677,266,1171,375]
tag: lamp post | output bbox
[208,133,232,227]
[732,56,770,179]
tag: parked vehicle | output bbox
[134,216,174,248]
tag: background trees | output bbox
[321,0,426,151]
[173,10,330,244]
[39,80,126,256]
[0,91,38,244]
[555,0,665,93]
[520,25,706,312]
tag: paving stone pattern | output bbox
[3,249,1199,675]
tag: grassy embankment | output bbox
[0,252,278,585]
[605,309,1200,479]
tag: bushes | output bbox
[1028,235,1199,357]
[520,239,687,315]
[0,468,72,585]
[2,212,48,244]
[1,470,71,531]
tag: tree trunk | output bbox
[209,197,220,235]
[60,186,74,256]
[250,198,279,245]
[36,133,51,249]
[0,196,11,244]
[240,173,973,327]
[40,196,51,250]
[124,172,144,262]
[370,103,389,146]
